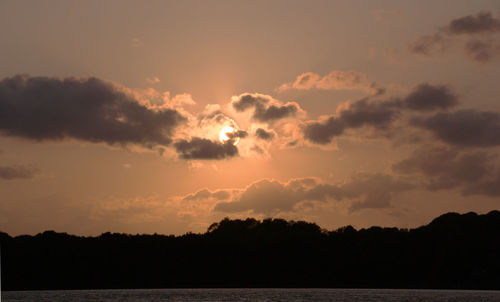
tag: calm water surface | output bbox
[3,288,500,302]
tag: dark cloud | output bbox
[303,83,456,144]
[255,128,275,140]
[447,12,500,35]
[222,129,248,146]
[464,39,500,62]
[0,165,39,180]
[0,75,185,147]
[409,33,449,56]
[339,98,400,128]
[302,98,398,144]
[236,130,248,138]
[464,171,500,197]
[232,94,266,112]
[409,11,500,62]
[302,117,345,144]
[226,130,248,140]
[232,93,301,122]
[412,109,500,147]
[174,137,238,160]
[256,104,298,121]
[182,188,230,202]
[467,40,499,62]
[393,146,500,196]
[214,174,413,214]
[403,83,458,112]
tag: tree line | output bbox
[1,210,500,290]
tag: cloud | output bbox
[228,130,248,140]
[412,109,500,147]
[0,75,186,148]
[214,178,342,214]
[446,11,500,35]
[302,99,398,144]
[403,83,458,112]
[193,106,242,136]
[393,146,500,197]
[338,98,401,128]
[214,174,414,214]
[409,33,449,56]
[344,173,415,212]
[0,165,39,180]
[131,89,195,111]
[174,137,238,160]
[186,94,302,158]
[302,83,457,144]
[302,117,346,144]
[172,102,265,159]
[182,188,231,202]
[277,70,378,93]
[197,108,236,127]
[464,171,500,197]
[255,128,275,140]
[231,93,302,122]
[251,145,265,154]
[464,38,500,62]
[409,11,500,62]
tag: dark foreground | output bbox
[1,211,500,290]
[4,288,500,302]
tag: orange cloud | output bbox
[214,174,414,215]
[277,70,379,93]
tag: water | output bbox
[3,288,500,302]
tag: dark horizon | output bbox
[2,1,500,238]
[2,210,500,291]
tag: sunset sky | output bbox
[1,0,500,235]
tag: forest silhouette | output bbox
[1,211,500,290]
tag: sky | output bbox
[1,0,500,235]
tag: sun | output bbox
[219,126,239,145]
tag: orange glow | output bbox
[219,126,239,145]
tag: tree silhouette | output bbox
[1,211,499,290]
